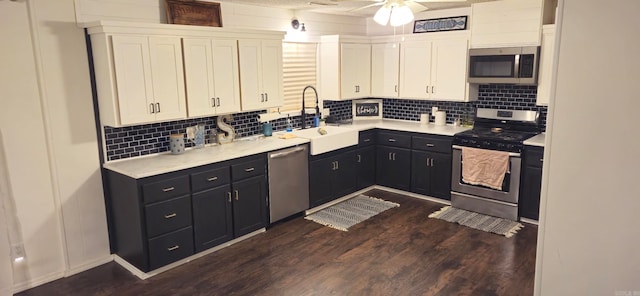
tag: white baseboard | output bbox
[115,228,266,280]
[64,255,114,277]
[12,271,65,294]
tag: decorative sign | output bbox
[413,16,467,34]
[165,0,223,27]
[352,99,382,121]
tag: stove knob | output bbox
[496,143,506,149]
[506,144,515,150]
[482,141,491,147]
[469,140,477,145]
[460,139,469,144]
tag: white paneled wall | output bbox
[1,0,111,293]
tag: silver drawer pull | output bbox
[244,167,255,172]
[167,245,180,251]
[164,213,177,219]
[426,143,435,147]
[162,187,175,192]
[207,176,218,182]
[363,139,371,142]
[388,139,396,142]
[540,158,544,162]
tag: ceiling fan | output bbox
[332,0,467,26]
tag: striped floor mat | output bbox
[429,206,524,238]
[304,195,400,231]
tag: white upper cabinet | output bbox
[536,24,556,106]
[183,38,240,117]
[371,42,400,98]
[340,43,371,99]
[238,39,283,111]
[470,0,544,48]
[111,35,186,126]
[319,35,371,101]
[400,33,476,101]
[87,21,284,127]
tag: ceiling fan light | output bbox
[373,6,391,26]
[389,5,414,27]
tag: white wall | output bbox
[535,0,640,294]
[0,0,111,293]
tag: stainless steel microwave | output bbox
[468,46,540,84]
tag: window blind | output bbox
[280,42,318,112]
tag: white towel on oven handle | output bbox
[461,147,510,190]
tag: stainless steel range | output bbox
[451,108,540,220]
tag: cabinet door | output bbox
[111,35,155,125]
[536,25,555,106]
[376,146,411,191]
[309,157,336,208]
[520,165,542,220]
[232,175,267,237]
[148,36,187,122]
[430,152,452,200]
[356,146,376,190]
[212,39,241,114]
[431,38,468,101]
[183,38,216,117]
[238,39,263,111]
[371,43,400,98]
[192,186,233,252]
[260,39,284,109]
[411,150,431,196]
[333,150,358,198]
[399,40,432,99]
[341,43,371,99]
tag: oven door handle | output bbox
[452,145,521,157]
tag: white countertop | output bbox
[341,119,472,136]
[104,119,471,179]
[104,136,309,179]
[523,133,545,147]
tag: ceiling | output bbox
[214,0,496,16]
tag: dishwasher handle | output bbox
[269,146,306,159]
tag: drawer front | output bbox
[358,130,376,147]
[148,226,194,270]
[412,135,452,153]
[142,175,190,204]
[377,131,411,148]
[191,166,230,192]
[525,146,544,167]
[145,195,192,238]
[231,158,265,181]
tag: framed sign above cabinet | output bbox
[165,0,222,27]
[352,99,382,121]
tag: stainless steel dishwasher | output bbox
[267,144,309,223]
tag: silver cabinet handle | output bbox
[211,98,215,107]
[431,86,434,93]
[363,139,371,142]
[426,158,430,167]
[336,161,339,170]
[227,192,232,203]
[207,176,218,182]
[244,167,255,172]
[261,93,264,102]
[393,153,396,161]
[167,245,179,251]
[217,97,221,106]
[426,143,435,147]
[388,139,396,142]
[164,213,177,219]
[540,158,544,162]
[426,86,429,93]
[149,103,155,114]
[265,93,268,101]
[235,190,239,201]
[162,187,175,192]
[357,154,361,163]
[156,103,160,113]
[430,158,434,167]
[388,152,392,160]
[395,85,398,93]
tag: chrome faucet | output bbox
[301,85,320,129]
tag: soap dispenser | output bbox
[286,114,293,132]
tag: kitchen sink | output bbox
[289,126,358,155]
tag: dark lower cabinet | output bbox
[232,175,267,237]
[356,145,376,190]
[410,151,452,200]
[309,148,357,208]
[519,146,544,220]
[105,153,267,272]
[192,186,233,253]
[376,146,411,191]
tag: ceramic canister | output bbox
[170,134,185,154]
[435,111,447,126]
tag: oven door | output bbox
[450,146,522,204]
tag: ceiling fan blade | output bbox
[348,2,385,12]
[406,1,429,13]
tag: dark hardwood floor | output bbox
[18,189,538,296]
